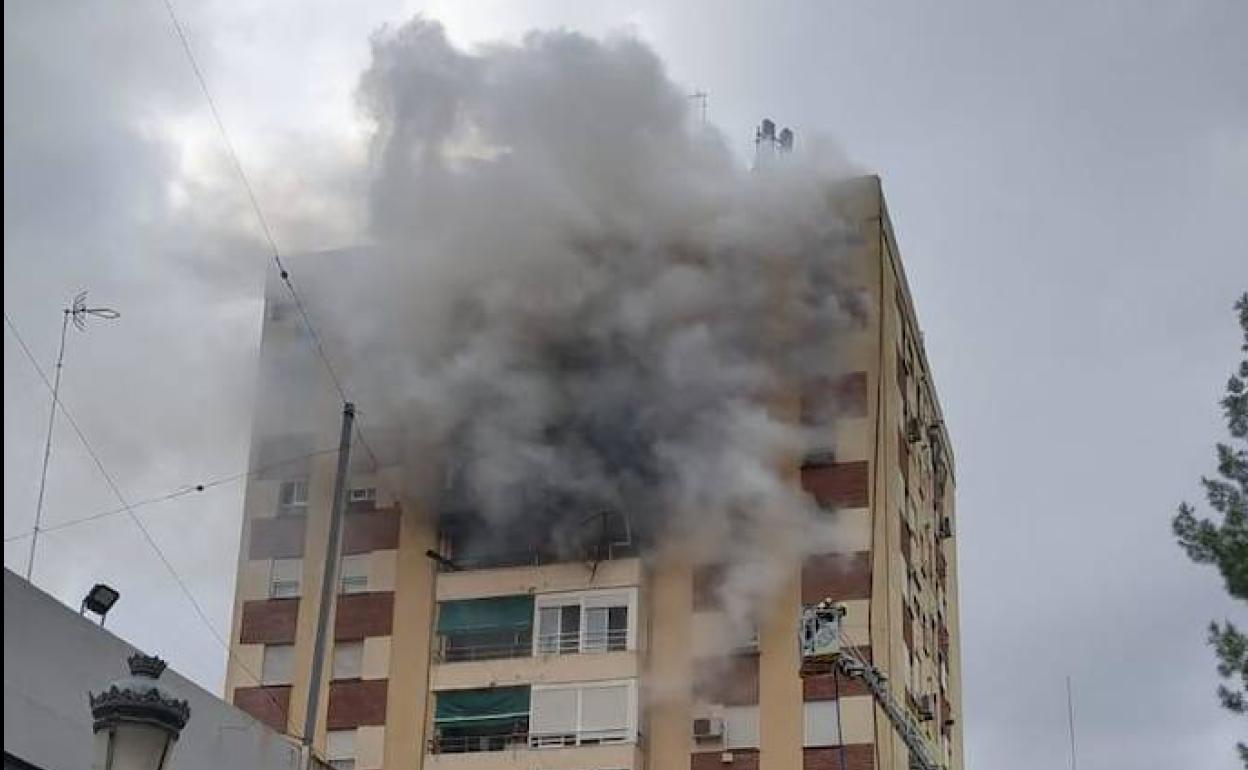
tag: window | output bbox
[269,558,301,598]
[339,554,369,594]
[349,487,377,503]
[279,480,309,512]
[529,681,635,747]
[261,644,294,685]
[437,596,535,662]
[325,729,356,770]
[722,705,760,749]
[434,686,530,753]
[333,641,364,680]
[803,701,841,747]
[535,590,633,655]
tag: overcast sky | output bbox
[4,1,1246,767]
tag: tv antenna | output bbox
[26,291,120,581]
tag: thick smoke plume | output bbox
[306,19,867,627]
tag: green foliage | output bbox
[1174,292,1248,764]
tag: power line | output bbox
[157,0,380,471]
[3,447,340,544]
[4,310,307,742]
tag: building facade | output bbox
[225,176,963,770]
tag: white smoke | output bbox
[298,18,869,629]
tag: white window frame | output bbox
[261,644,295,685]
[339,554,370,594]
[279,479,309,512]
[533,588,637,656]
[349,487,377,503]
[269,558,302,599]
[529,679,637,748]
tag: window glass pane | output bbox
[580,685,629,740]
[261,644,294,685]
[536,607,562,653]
[333,641,364,680]
[608,606,628,651]
[583,607,609,652]
[280,480,308,507]
[530,687,578,737]
[559,605,580,653]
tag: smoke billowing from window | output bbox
[298,18,868,628]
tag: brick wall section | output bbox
[239,598,300,644]
[803,647,872,699]
[693,749,759,770]
[327,678,389,729]
[342,508,400,555]
[335,591,394,640]
[801,552,872,604]
[694,653,760,705]
[233,685,291,732]
[801,462,870,510]
[804,744,875,770]
[248,515,307,559]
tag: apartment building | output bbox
[225,175,963,770]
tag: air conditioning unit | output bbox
[693,718,724,741]
[938,517,954,539]
[916,694,935,721]
[906,417,923,444]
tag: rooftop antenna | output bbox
[754,118,795,168]
[26,291,120,582]
[688,90,709,125]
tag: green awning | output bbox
[437,596,534,633]
[435,686,530,724]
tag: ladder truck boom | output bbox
[799,602,943,770]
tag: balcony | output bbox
[428,682,639,770]
[430,728,530,754]
[434,590,639,691]
[438,630,535,663]
[536,628,628,655]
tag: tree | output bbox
[1173,292,1248,765]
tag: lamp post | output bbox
[88,654,190,770]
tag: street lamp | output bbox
[88,654,190,770]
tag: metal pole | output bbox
[27,310,71,581]
[1066,676,1078,770]
[303,402,355,752]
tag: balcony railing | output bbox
[436,544,639,572]
[535,628,628,655]
[429,731,529,754]
[436,633,534,663]
[529,728,631,748]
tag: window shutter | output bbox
[530,687,578,738]
[580,684,629,740]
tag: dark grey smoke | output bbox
[300,19,869,622]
